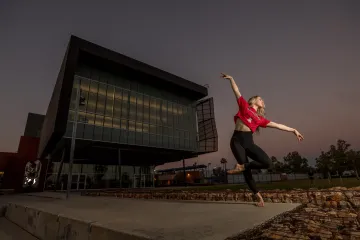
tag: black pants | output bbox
[230,130,272,194]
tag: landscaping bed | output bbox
[233,202,360,240]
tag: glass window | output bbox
[120,129,127,143]
[89,81,98,94]
[162,135,168,148]
[156,126,162,136]
[113,98,122,119]
[179,138,185,149]
[136,122,142,133]
[143,123,149,134]
[98,83,107,96]
[150,97,156,124]
[102,128,112,142]
[121,119,128,130]
[122,91,129,119]
[87,92,97,113]
[168,136,173,149]
[112,118,120,129]
[149,134,156,146]
[78,112,87,123]
[184,138,190,149]
[149,124,156,134]
[79,90,88,112]
[163,127,168,136]
[156,135,162,147]
[167,103,173,127]
[156,99,161,126]
[112,129,120,143]
[136,131,142,145]
[143,106,149,123]
[179,130,184,140]
[93,126,103,141]
[136,93,143,122]
[104,117,112,128]
[174,137,179,149]
[129,92,136,121]
[143,133,149,146]
[128,121,135,132]
[84,125,94,139]
[96,95,106,115]
[161,100,167,124]
[143,95,149,107]
[86,113,95,125]
[80,78,90,92]
[107,85,114,97]
[95,115,104,126]
[114,87,122,99]
[128,131,135,144]
[105,96,114,117]
[184,131,189,139]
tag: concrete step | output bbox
[0,217,39,240]
[3,202,150,240]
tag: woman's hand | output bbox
[221,73,233,80]
[294,129,304,142]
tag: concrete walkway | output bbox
[1,193,300,240]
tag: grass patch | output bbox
[178,178,360,192]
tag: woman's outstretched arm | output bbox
[267,122,304,141]
[221,73,241,99]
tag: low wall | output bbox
[83,187,360,208]
[3,203,150,240]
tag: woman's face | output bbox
[255,97,265,108]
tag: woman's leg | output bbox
[244,144,272,170]
[230,137,259,194]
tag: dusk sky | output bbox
[1,1,359,169]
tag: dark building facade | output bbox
[0,113,44,191]
[39,36,218,190]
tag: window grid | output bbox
[68,75,196,151]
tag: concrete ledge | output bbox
[82,187,360,208]
[4,202,152,240]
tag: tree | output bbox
[270,156,286,173]
[346,150,360,179]
[315,151,333,178]
[316,139,352,177]
[220,158,227,171]
[283,151,309,173]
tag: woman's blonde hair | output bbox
[248,95,265,133]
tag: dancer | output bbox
[222,73,304,207]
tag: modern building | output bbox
[38,35,218,190]
[0,113,44,191]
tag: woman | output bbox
[222,73,304,207]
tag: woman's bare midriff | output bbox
[235,118,252,132]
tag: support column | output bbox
[55,149,65,191]
[41,154,51,192]
[66,80,80,199]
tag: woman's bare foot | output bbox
[227,164,245,174]
[255,192,265,207]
